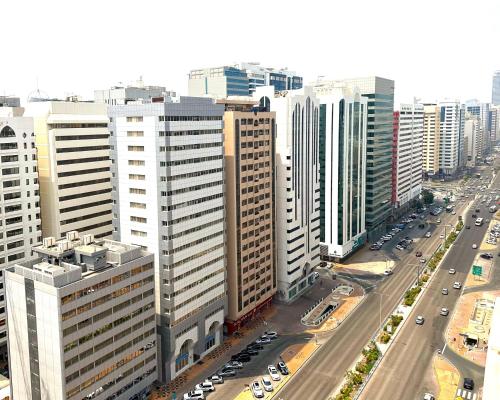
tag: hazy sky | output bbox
[2,0,500,105]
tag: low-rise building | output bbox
[6,232,156,400]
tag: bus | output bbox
[475,217,484,226]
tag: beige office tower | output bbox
[218,98,276,332]
[422,104,441,177]
[25,100,113,239]
[5,232,156,400]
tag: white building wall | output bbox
[423,104,439,175]
[254,86,320,302]
[395,103,423,207]
[439,101,461,175]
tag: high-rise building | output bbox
[0,96,20,108]
[392,103,424,208]
[491,106,500,143]
[339,77,394,239]
[188,66,249,98]
[94,80,176,105]
[312,81,367,260]
[6,232,156,400]
[463,113,480,166]
[25,100,113,239]
[492,71,500,106]
[466,101,492,157]
[0,111,42,357]
[217,98,276,332]
[239,63,303,94]
[108,96,226,382]
[254,86,320,302]
[438,100,461,176]
[422,104,440,176]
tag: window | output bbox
[130,216,147,223]
[128,146,144,152]
[129,174,145,181]
[129,188,146,195]
[128,160,145,166]
[131,230,147,237]
[1,155,18,163]
[130,202,146,209]
[126,116,143,122]
[127,131,144,137]
[0,126,16,138]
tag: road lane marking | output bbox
[467,391,472,399]
[472,393,477,400]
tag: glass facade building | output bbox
[492,71,500,106]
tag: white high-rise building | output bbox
[253,86,320,302]
[94,80,176,105]
[464,113,480,166]
[438,100,461,176]
[6,233,156,400]
[25,100,113,239]
[392,103,424,208]
[239,62,303,94]
[422,104,440,176]
[0,111,42,356]
[312,81,367,260]
[108,96,226,382]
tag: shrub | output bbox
[404,286,422,306]
[379,332,391,344]
[390,314,403,328]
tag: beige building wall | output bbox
[423,104,441,175]
[26,101,113,239]
[223,107,276,331]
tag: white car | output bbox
[225,361,243,369]
[261,376,273,392]
[267,365,281,381]
[425,232,432,238]
[383,270,393,276]
[472,243,478,249]
[257,336,271,344]
[453,282,462,289]
[195,381,215,392]
[209,375,224,384]
[251,381,264,398]
[439,234,445,239]
[183,390,204,400]
[423,393,435,400]
[440,308,449,316]
[448,268,456,274]
[264,330,278,339]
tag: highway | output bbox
[360,171,499,399]
[273,184,472,399]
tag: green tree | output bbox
[422,190,434,204]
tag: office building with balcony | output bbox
[239,63,303,94]
[422,104,440,176]
[217,98,276,332]
[312,81,367,260]
[253,86,320,303]
[108,96,226,382]
[438,100,461,176]
[492,71,500,106]
[5,232,156,400]
[25,99,113,239]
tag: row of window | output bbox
[159,142,221,152]
[164,168,223,183]
[159,129,222,137]
[164,268,224,299]
[162,180,223,197]
[158,116,222,121]
[162,217,224,241]
[165,255,225,284]
[162,230,224,256]
[162,205,223,227]
[161,155,223,167]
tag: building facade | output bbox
[492,71,500,106]
[239,63,303,94]
[218,98,276,332]
[0,113,42,355]
[422,104,440,176]
[254,86,320,302]
[6,233,156,400]
[95,82,175,105]
[463,114,480,166]
[25,100,113,239]
[438,100,461,176]
[392,103,423,208]
[108,96,226,382]
[313,82,367,260]
[188,66,249,98]
[340,77,394,240]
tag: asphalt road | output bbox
[273,192,471,399]
[360,172,499,400]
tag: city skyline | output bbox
[2,0,500,104]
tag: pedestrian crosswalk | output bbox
[456,388,477,399]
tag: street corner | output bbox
[280,342,319,374]
[446,290,500,367]
[432,354,460,400]
[464,255,493,289]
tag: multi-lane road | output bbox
[274,182,474,399]
[359,171,499,399]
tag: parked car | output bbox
[195,381,215,393]
[396,245,404,250]
[267,365,281,381]
[415,315,425,325]
[441,288,448,295]
[416,251,423,257]
[448,268,456,274]
[251,381,264,398]
[261,376,273,392]
[183,390,204,400]
[423,393,435,400]
[425,232,432,238]
[209,375,224,384]
[472,243,478,249]
[247,343,264,351]
[225,361,243,369]
[440,308,449,316]
[264,331,278,339]
[218,368,236,377]
[453,282,462,289]
[244,348,259,355]
[383,270,393,276]
[277,361,289,375]
[256,337,271,344]
[481,253,494,259]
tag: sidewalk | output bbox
[433,355,460,400]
